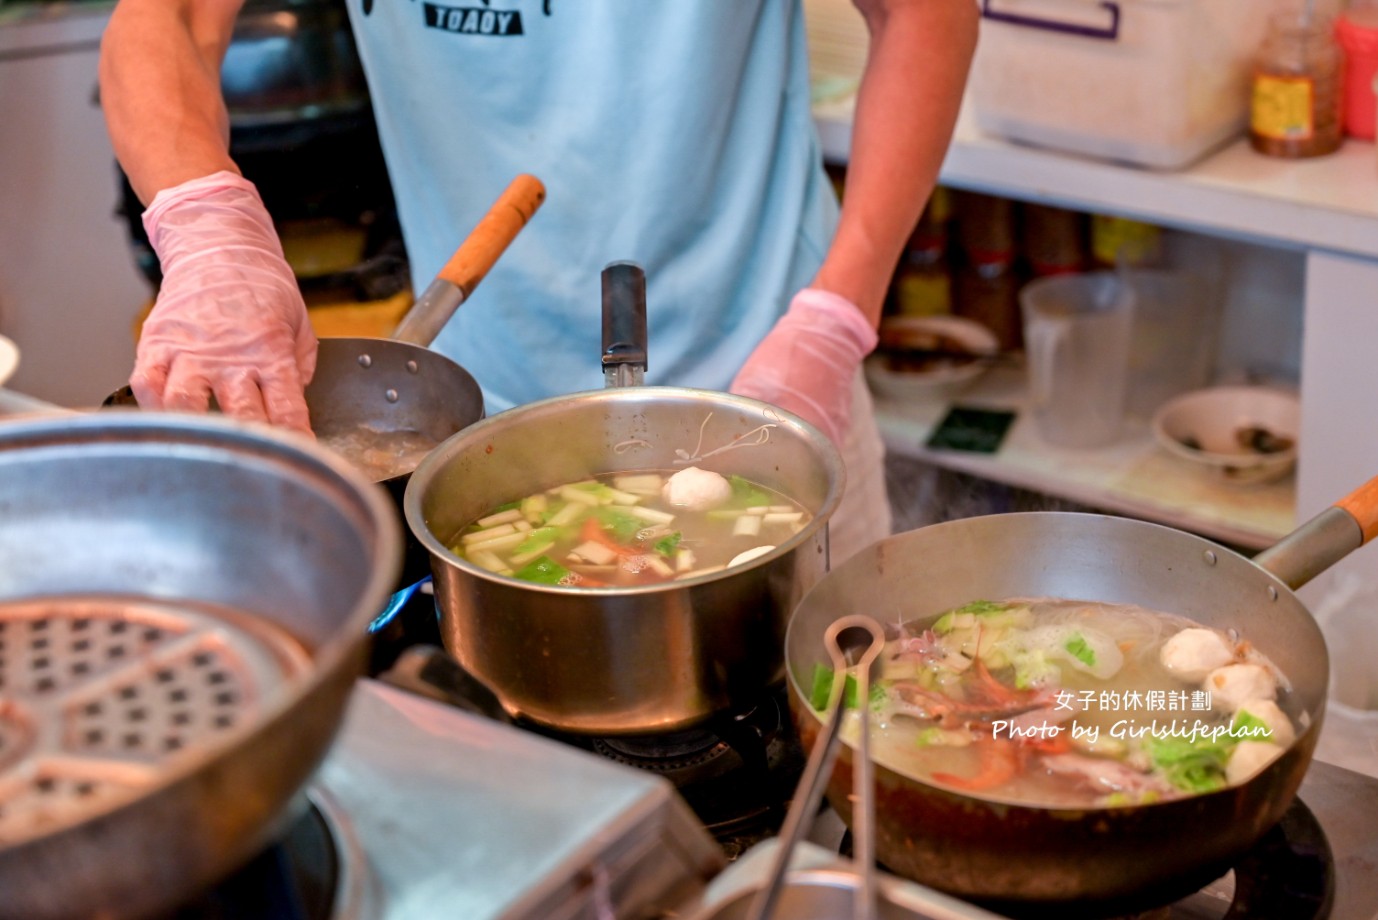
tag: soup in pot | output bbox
[319,424,442,483]
[813,597,1300,808]
[448,466,813,587]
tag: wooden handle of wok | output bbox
[391,174,545,346]
[1255,473,1378,590]
[436,173,546,297]
[1336,476,1378,544]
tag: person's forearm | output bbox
[812,0,979,325]
[99,0,245,205]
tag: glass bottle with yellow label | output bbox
[1249,11,1344,158]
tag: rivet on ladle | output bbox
[746,614,886,920]
[1268,585,1279,601]
[1203,550,1218,566]
[356,354,373,369]
[406,360,419,374]
[384,389,400,404]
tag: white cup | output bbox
[1020,271,1136,448]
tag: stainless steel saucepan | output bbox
[403,262,847,736]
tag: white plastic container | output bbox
[1019,271,1136,448]
[969,0,1307,169]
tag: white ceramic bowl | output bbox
[1152,385,1300,485]
[864,315,999,404]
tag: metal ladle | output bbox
[745,614,887,920]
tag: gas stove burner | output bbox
[590,698,781,771]
[558,689,807,854]
[160,793,348,920]
[594,728,728,770]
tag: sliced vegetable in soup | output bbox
[449,467,811,586]
[818,598,1299,807]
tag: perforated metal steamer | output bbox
[0,414,400,920]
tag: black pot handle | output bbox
[602,260,648,388]
[981,0,1121,40]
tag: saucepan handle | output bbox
[602,260,648,389]
[1253,475,1378,590]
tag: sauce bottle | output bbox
[952,191,1022,350]
[1249,10,1344,158]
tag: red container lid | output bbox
[1337,8,1378,54]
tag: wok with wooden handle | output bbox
[785,476,1378,914]
[306,172,546,488]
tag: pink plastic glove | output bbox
[132,171,316,433]
[730,288,878,446]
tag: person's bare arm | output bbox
[730,0,976,445]
[813,0,979,325]
[100,0,317,433]
[100,0,245,204]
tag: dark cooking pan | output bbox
[107,175,543,584]
[107,173,544,489]
[305,172,545,493]
[785,478,1378,915]
[307,173,542,584]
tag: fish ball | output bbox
[1159,627,1235,683]
[1226,740,1285,785]
[661,466,731,511]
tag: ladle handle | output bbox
[851,632,879,920]
[392,174,546,347]
[745,661,848,920]
[746,616,885,920]
[1254,474,1378,590]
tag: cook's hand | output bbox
[132,171,316,433]
[730,288,877,446]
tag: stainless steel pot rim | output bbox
[404,385,845,595]
[0,411,403,843]
[784,510,1326,814]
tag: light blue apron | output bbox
[344,0,838,412]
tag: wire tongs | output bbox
[746,614,887,920]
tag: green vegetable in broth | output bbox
[847,596,1297,808]
[450,466,811,588]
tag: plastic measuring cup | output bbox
[1020,271,1136,449]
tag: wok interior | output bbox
[788,512,1329,741]
[0,415,398,653]
[409,386,844,564]
[306,338,485,448]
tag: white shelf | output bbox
[815,97,1378,260]
[873,364,1296,551]
[811,93,1378,548]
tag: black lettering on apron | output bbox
[422,4,525,35]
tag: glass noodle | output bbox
[819,597,1299,808]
